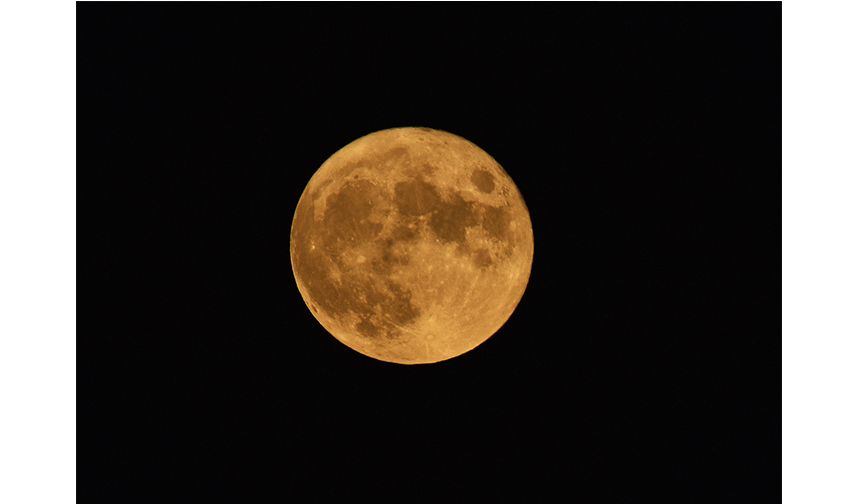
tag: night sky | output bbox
[80,3,781,501]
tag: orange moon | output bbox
[290,127,533,364]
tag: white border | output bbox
[783,0,860,502]
[0,1,76,502]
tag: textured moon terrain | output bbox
[290,127,533,364]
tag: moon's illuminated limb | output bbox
[290,127,533,364]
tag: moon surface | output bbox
[290,127,533,364]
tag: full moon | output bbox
[290,127,533,364]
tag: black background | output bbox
[80,2,780,501]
